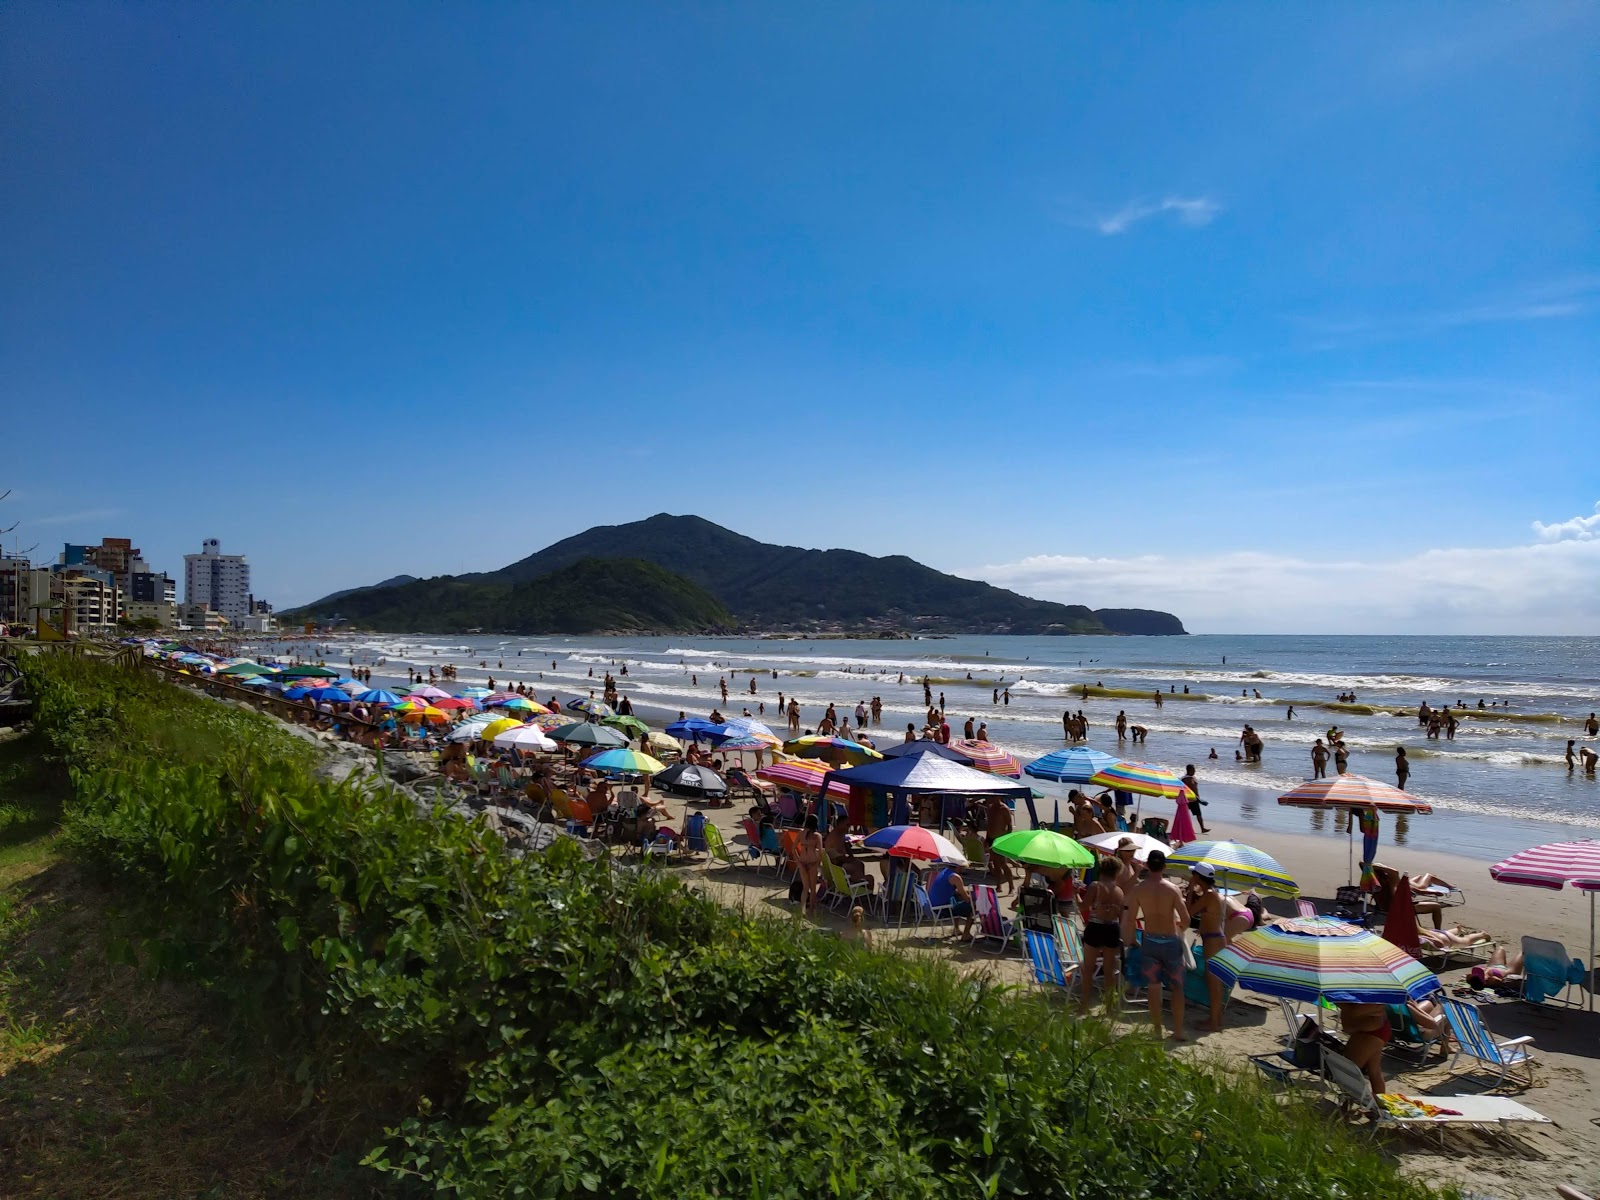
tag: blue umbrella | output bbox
[1024,747,1120,783]
[306,686,355,703]
[666,717,726,741]
[283,686,315,699]
[239,676,280,689]
[355,689,403,706]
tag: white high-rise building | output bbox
[183,538,252,624]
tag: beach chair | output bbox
[881,864,914,926]
[1139,817,1168,841]
[959,833,990,877]
[775,793,801,826]
[759,825,786,874]
[1519,936,1587,1007]
[908,881,954,937]
[1440,997,1536,1089]
[1296,899,1319,919]
[1386,1003,1447,1062]
[970,883,1017,954]
[1051,914,1085,976]
[1023,928,1078,991]
[702,822,748,874]
[683,812,709,857]
[1332,886,1369,923]
[1249,999,1326,1085]
[821,855,872,914]
[1321,1049,1550,1145]
[565,798,594,838]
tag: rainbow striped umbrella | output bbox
[757,755,853,798]
[862,824,968,866]
[1207,917,1440,1003]
[1166,840,1300,897]
[948,739,1022,778]
[1088,761,1193,800]
[581,748,666,775]
[494,696,549,713]
[1277,774,1431,814]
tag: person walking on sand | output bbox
[1180,764,1210,833]
[1395,746,1410,790]
[1123,850,1190,1040]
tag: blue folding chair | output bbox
[1442,997,1536,1088]
[1023,928,1077,990]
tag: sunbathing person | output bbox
[1467,947,1526,992]
[1371,864,1453,929]
[1416,925,1492,950]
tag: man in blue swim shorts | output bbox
[1122,849,1191,1041]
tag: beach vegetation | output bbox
[8,653,1446,1199]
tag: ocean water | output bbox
[271,633,1600,863]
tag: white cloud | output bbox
[30,507,123,526]
[1094,196,1221,236]
[1534,501,1600,542]
[964,501,1600,634]
[1295,277,1597,347]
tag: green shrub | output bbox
[17,654,1445,1199]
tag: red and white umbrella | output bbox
[1277,774,1432,814]
[1490,839,1600,1010]
[757,754,853,799]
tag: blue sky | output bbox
[2,4,1596,631]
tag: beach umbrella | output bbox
[1088,761,1193,801]
[861,825,968,866]
[881,740,975,765]
[1207,917,1440,1004]
[283,686,316,700]
[354,689,403,706]
[403,706,448,723]
[757,755,853,799]
[219,661,271,676]
[1489,839,1600,1011]
[947,739,1022,777]
[602,714,652,739]
[1023,747,1119,783]
[458,686,491,699]
[549,721,628,747]
[432,696,479,710]
[305,686,354,703]
[1166,840,1300,898]
[666,717,726,742]
[566,697,616,718]
[495,696,547,712]
[1277,774,1432,885]
[643,731,681,754]
[581,748,666,775]
[493,725,559,753]
[716,718,782,747]
[478,717,525,743]
[782,735,882,765]
[990,829,1095,871]
[407,685,451,700]
[239,675,281,690]
[1079,830,1171,862]
[530,711,574,732]
[655,762,728,797]
[278,665,340,679]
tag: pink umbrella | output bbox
[1490,839,1600,1011]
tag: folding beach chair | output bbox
[908,881,954,937]
[1441,998,1536,1089]
[682,812,709,857]
[881,864,914,926]
[1520,936,1586,1007]
[702,822,748,874]
[970,883,1017,955]
[1023,928,1078,991]
[776,829,802,882]
[1296,899,1319,919]
[1322,1050,1550,1145]
[960,833,990,879]
[1386,1002,1447,1063]
[1051,914,1084,975]
[775,793,800,826]
[821,854,873,914]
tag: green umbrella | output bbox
[602,714,651,739]
[220,662,274,676]
[991,829,1096,871]
[278,665,340,679]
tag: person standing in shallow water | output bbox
[1311,738,1329,779]
[1395,746,1410,790]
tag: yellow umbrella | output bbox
[478,717,524,742]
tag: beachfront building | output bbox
[178,603,229,633]
[130,569,176,607]
[125,599,178,627]
[53,570,117,634]
[0,557,51,629]
[184,539,252,624]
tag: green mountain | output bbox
[283,558,732,635]
[472,514,1184,635]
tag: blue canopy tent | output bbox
[879,740,975,765]
[815,753,1038,832]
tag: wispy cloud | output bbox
[1293,277,1598,349]
[963,499,1600,634]
[1093,196,1221,236]
[30,507,123,527]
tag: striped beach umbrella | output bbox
[1087,761,1193,800]
[581,748,666,775]
[1208,917,1440,1004]
[1490,839,1600,1011]
[947,739,1022,778]
[1024,747,1119,783]
[1166,839,1300,897]
[460,687,493,699]
[782,735,882,765]
[494,696,548,713]
[862,824,968,866]
[757,755,853,798]
[1277,774,1432,814]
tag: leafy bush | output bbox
[18,654,1443,1199]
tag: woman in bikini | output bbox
[797,815,824,917]
[1080,858,1125,1007]
[1187,864,1230,1031]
